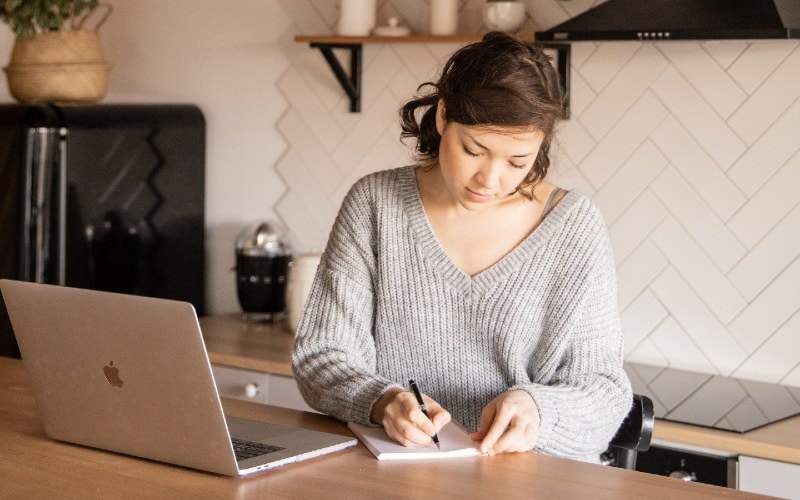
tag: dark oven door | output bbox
[636,444,737,488]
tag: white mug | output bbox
[429,0,459,35]
[482,1,527,33]
[337,0,377,36]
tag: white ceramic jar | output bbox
[429,0,459,35]
[336,0,377,36]
[285,252,323,333]
[483,0,527,33]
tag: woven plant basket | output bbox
[9,29,106,65]
[4,61,111,104]
[3,5,113,104]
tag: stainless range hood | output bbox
[535,0,800,41]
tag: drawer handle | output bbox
[244,383,260,399]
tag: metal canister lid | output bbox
[236,221,289,257]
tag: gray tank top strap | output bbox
[541,187,567,221]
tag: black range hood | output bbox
[536,0,800,41]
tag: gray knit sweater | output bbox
[292,166,632,462]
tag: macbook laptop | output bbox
[0,279,356,476]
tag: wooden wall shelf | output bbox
[294,34,569,116]
[294,34,505,44]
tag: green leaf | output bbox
[1,0,101,36]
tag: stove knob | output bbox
[669,470,697,482]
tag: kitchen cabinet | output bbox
[268,372,316,412]
[211,364,270,405]
[211,363,316,413]
[738,455,800,498]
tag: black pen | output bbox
[409,379,440,450]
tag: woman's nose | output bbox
[475,159,503,188]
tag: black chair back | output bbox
[605,394,654,470]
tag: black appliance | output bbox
[0,104,206,358]
[635,444,738,488]
[235,220,290,322]
[536,0,800,41]
[625,362,800,487]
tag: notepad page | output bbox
[347,422,484,460]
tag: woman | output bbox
[292,32,632,463]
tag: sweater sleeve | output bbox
[513,222,632,460]
[292,177,402,424]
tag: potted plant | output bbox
[1,0,112,104]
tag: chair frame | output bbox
[606,393,654,470]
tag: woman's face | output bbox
[435,101,544,211]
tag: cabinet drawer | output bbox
[269,374,317,413]
[738,455,800,498]
[211,364,270,404]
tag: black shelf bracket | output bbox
[305,41,569,118]
[309,42,363,112]
[542,43,571,118]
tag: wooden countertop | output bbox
[654,418,800,464]
[200,314,294,377]
[200,314,800,466]
[0,357,762,498]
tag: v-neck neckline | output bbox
[399,166,578,296]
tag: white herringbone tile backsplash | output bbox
[278,0,800,386]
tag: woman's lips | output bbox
[465,188,492,203]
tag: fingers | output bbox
[381,390,450,447]
[487,417,538,454]
[473,390,540,455]
[384,419,437,447]
[477,412,507,454]
[429,403,452,431]
[471,401,497,442]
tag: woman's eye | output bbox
[462,146,479,157]
[510,162,526,169]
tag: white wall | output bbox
[2,0,799,386]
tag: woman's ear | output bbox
[435,99,446,135]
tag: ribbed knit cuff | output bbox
[511,384,559,452]
[354,380,406,426]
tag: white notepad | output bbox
[348,422,484,460]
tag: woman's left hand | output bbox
[471,389,540,455]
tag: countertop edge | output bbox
[207,352,294,378]
[654,419,800,465]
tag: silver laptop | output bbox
[0,279,356,476]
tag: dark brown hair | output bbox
[400,32,564,198]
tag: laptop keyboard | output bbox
[231,437,285,461]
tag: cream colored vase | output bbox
[483,1,527,33]
[285,252,323,333]
[4,29,111,104]
[336,0,377,36]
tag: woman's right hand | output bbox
[370,387,451,447]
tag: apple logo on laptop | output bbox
[103,361,124,387]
